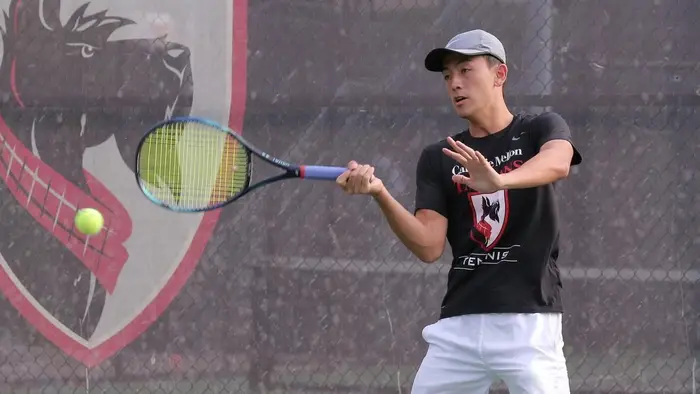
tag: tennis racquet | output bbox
[134,116,347,212]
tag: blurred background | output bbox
[0,0,699,392]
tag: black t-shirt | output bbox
[414,111,582,319]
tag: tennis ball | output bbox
[74,208,104,236]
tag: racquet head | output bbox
[135,118,251,212]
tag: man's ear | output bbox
[494,63,508,88]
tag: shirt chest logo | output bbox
[468,190,509,251]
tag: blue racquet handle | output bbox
[300,165,347,180]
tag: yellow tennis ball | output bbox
[74,208,104,236]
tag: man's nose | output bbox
[449,77,462,91]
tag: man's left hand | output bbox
[442,137,504,193]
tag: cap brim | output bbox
[424,48,496,72]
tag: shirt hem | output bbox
[439,305,563,320]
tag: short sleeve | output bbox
[531,112,582,165]
[414,146,448,218]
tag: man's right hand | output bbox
[336,160,385,197]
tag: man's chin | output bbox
[453,107,473,119]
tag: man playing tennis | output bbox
[336,29,582,393]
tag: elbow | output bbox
[415,247,443,264]
[555,164,570,180]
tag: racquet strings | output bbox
[137,122,249,210]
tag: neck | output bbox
[467,100,513,138]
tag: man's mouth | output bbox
[454,96,466,103]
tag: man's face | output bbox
[441,54,505,119]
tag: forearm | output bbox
[499,151,570,189]
[372,187,442,262]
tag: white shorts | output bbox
[411,313,570,394]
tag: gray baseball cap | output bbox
[424,29,506,72]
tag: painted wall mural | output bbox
[0,0,246,368]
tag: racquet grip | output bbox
[299,165,347,180]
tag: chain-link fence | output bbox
[0,0,698,392]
